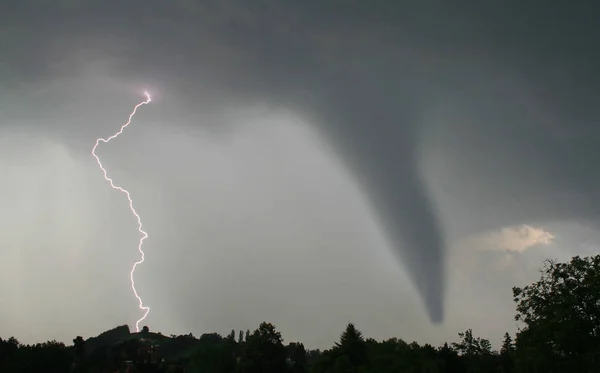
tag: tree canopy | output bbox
[512,256,600,372]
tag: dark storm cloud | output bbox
[2,0,600,324]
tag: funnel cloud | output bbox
[309,80,446,322]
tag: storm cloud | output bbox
[1,1,600,347]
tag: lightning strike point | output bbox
[91,92,152,332]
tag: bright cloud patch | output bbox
[467,225,555,252]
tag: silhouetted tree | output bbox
[286,342,307,373]
[335,323,366,367]
[499,333,515,373]
[188,333,235,373]
[0,337,19,368]
[452,329,497,373]
[438,342,465,373]
[227,329,236,342]
[312,323,368,373]
[239,322,286,373]
[73,336,85,362]
[513,256,600,372]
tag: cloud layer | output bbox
[1,0,599,347]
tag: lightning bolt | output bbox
[91,91,152,332]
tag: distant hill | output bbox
[83,325,131,357]
[82,326,201,363]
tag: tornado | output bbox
[312,79,446,322]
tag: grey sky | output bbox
[1,1,599,349]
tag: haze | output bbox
[1,1,599,349]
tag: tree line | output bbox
[1,254,600,372]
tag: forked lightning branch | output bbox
[91,91,152,332]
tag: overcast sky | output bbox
[1,1,599,349]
